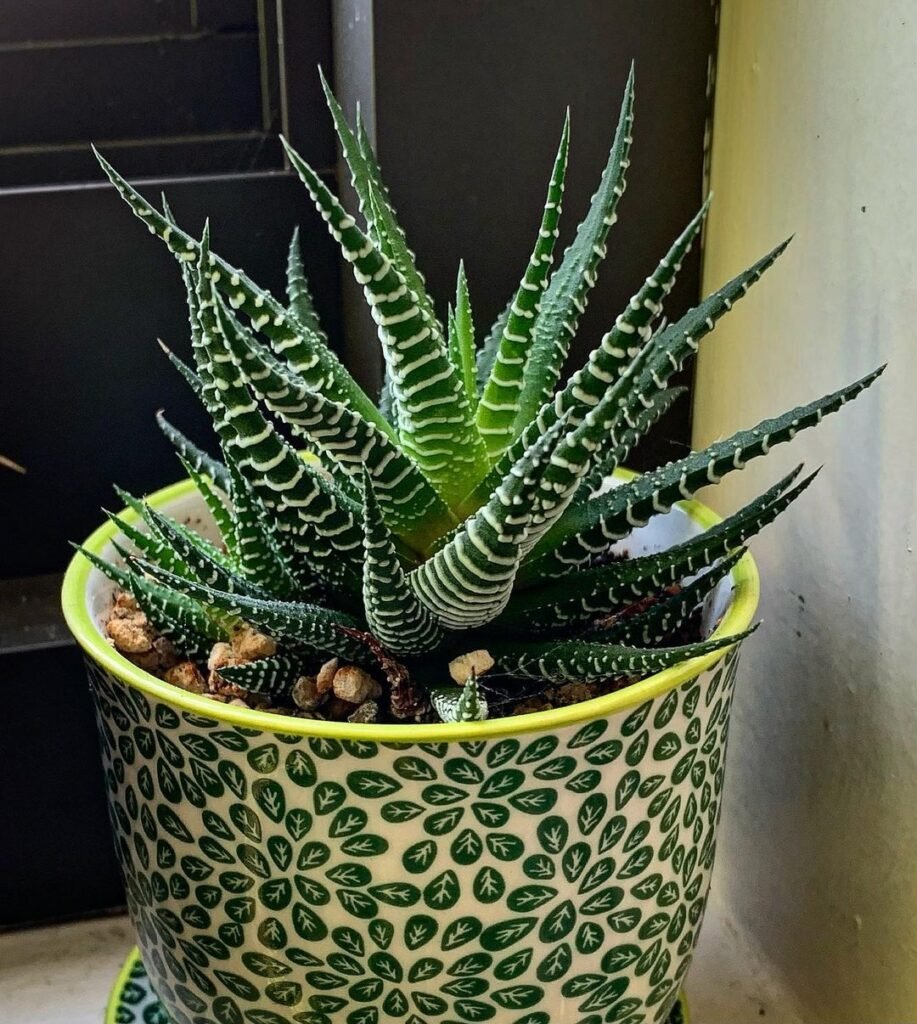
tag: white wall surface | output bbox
[694,2,917,1020]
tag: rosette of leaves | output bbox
[81,66,882,724]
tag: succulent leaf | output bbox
[209,301,454,547]
[320,70,438,328]
[408,414,569,629]
[78,546,227,660]
[174,454,236,562]
[222,455,298,595]
[554,198,709,419]
[587,548,746,647]
[156,412,230,493]
[471,234,791,512]
[112,485,229,572]
[475,297,513,393]
[141,502,272,599]
[490,627,755,684]
[476,112,570,454]
[281,136,491,508]
[361,470,444,655]
[526,366,884,578]
[132,559,368,661]
[194,264,364,596]
[92,147,392,439]
[503,466,815,628]
[512,64,635,433]
[285,227,327,344]
[432,675,489,723]
[217,653,306,696]
[451,262,478,406]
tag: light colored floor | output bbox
[0,892,803,1024]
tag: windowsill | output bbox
[0,892,803,1024]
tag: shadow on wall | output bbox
[715,384,915,1012]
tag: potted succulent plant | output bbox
[63,66,880,1024]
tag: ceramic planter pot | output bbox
[63,475,757,1024]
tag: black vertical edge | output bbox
[328,0,384,395]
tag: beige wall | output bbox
[694,2,917,1019]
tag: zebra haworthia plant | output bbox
[83,65,882,725]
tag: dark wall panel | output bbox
[0,646,124,928]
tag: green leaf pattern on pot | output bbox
[91,648,737,1024]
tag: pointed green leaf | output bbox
[92,148,391,438]
[491,628,754,684]
[503,465,815,628]
[286,226,327,343]
[361,471,444,654]
[476,112,569,454]
[281,135,490,509]
[211,303,454,547]
[451,262,477,403]
[131,560,368,661]
[194,264,364,594]
[588,548,746,647]
[431,676,489,724]
[156,412,230,493]
[513,66,635,431]
[409,413,568,629]
[76,547,226,660]
[527,366,883,578]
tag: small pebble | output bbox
[291,675,324,711]
[163,660,207,694]
[448,649,494,685]
[348,700,379,724]
[316,658,339,695]
[231,624,276,660]
[208,642,234,672]
[108,614,155,654]
[333,665,376,704]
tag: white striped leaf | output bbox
[476,112,570,454]
[218,653,307,696]
[450,263,478,406]
[286,227,328,345]
[499,467,815,629]
[93,148,392,440]
[489,628,754,684]
[512,65,635,434]
[431,676,489,723]
[588,548,746,648]
[77,546,227,661]
[408,415,569,630]
[133,561,368,662]
[361,471,444,655]
[470,235,792,512]
[192,263,364,596]
[281,136,491,509]
[524,367,884,580]
[210,302,454,548]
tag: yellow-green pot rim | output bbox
[62,471,760,743]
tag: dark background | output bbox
[0,0,718,928]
